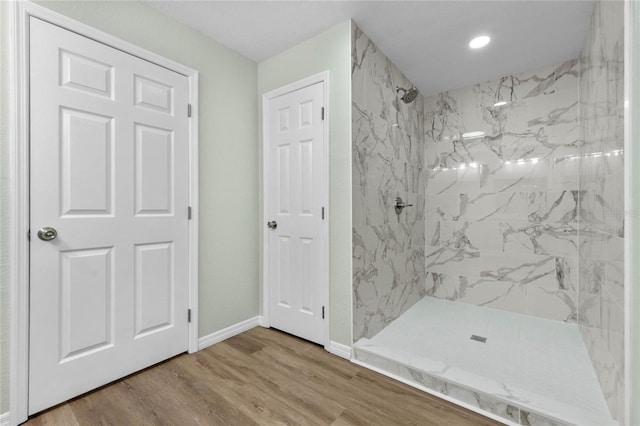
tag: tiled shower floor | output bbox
[353,297,615,425]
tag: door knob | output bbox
[267,221,277,230]
[37,227,58,241]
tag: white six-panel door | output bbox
[266,81,326,345]
[29,17,190,414]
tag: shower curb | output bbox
[352,345,615,426]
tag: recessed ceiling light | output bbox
[469,35,491,49]
[494,101,508,107]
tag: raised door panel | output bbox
[278,143,291,215]
[59,247,114,361]
[277,236,291,308]
[299,138,313,215]
[60,108,114,217]
[134,124,174,215]
[60,49,114,98]
[299,100,313,128]
[278,107,291,133]
[299,237,314,315]
[134,243,174,337]
[134,74,174,115]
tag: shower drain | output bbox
[470,334,487,343]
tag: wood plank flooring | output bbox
[26,327,501,425]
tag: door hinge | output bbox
[188,206,192,220]
[321,207,325,220]
[322,306,325,319]
[188,104,192,117]
[188,309,192,323]
[321,107,325,120]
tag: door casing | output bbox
[8,2,200,424]
[261,72,330,350]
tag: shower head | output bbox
[396,86,418,104]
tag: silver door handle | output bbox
[37,227,57,241]
[267,221,277,230]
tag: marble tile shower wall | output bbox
[352,24,426,341]
[578,1,625,421]
[423,59,581,323]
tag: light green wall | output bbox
[1,0,260,413]
[258,21,352,346]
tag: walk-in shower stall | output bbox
[351,2,625,425]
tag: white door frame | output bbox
[8,2,199,424]
[261,72,330,350]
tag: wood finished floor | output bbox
[26,327,501,426]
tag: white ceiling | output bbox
[146,0,595,96]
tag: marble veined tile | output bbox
[480,251,558,286]
[577,2,624,420]
[401,363,522,424]
[500,220,578,258]
[527,191,579,224]
[525,284,577,323]
[430,220,501,251]
[352,22,425,342]
[579,324,624,424]
[425,270,576,323]
[426,245,481,276]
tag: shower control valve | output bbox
[394,197,413,215]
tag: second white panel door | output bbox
[266,81,326,345]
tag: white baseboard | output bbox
[0,412,10,426]
[201,318,351,361]
[198,316,262,350]
[328,341,352,360]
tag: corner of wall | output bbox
[577,0,626,422]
